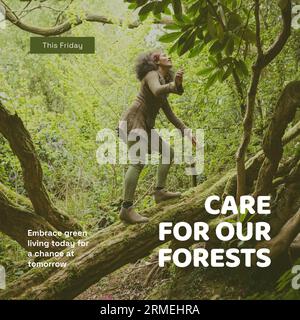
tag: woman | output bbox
[117,51,196,224]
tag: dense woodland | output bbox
[0,0,300,299]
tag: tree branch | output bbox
[259,0,292,68]
[257,207,300,260]
[235,0,292,200]
[254,0,263,57]
[283,120,300,145]
[253,81,300,196]
[1,1,172,36]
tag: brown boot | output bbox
[153,188,181,204]
[119,206,149,224]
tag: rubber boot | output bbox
[153,189,181,204]
[119,206,149,224]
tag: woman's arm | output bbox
[145,71,184,97]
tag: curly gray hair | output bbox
[135,51,174,83]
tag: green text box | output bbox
[30,37,95,54]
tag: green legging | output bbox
[123,135,175,202]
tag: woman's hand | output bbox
[175,68,184,88]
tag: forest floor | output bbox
[76,249,279,300]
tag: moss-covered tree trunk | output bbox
[0,102,81,232]
[0,187,62,251]
[0,171,230,300]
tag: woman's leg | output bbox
[120,138,149,224]
[123,163,145,205]
[152,133,181,203]
[156,137,175,189]
[122,137,147,206]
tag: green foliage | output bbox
[125,0,257,88]
[0,0,299,298]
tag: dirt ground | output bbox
[75,252,273,300]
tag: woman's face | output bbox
[154,52,172,68]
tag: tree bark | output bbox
[0,102,81,232]
[257,207,300,260]
[236,0,292,200]
[269,160,300,235]
[0,188,62,251]
[253,81,300,196]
